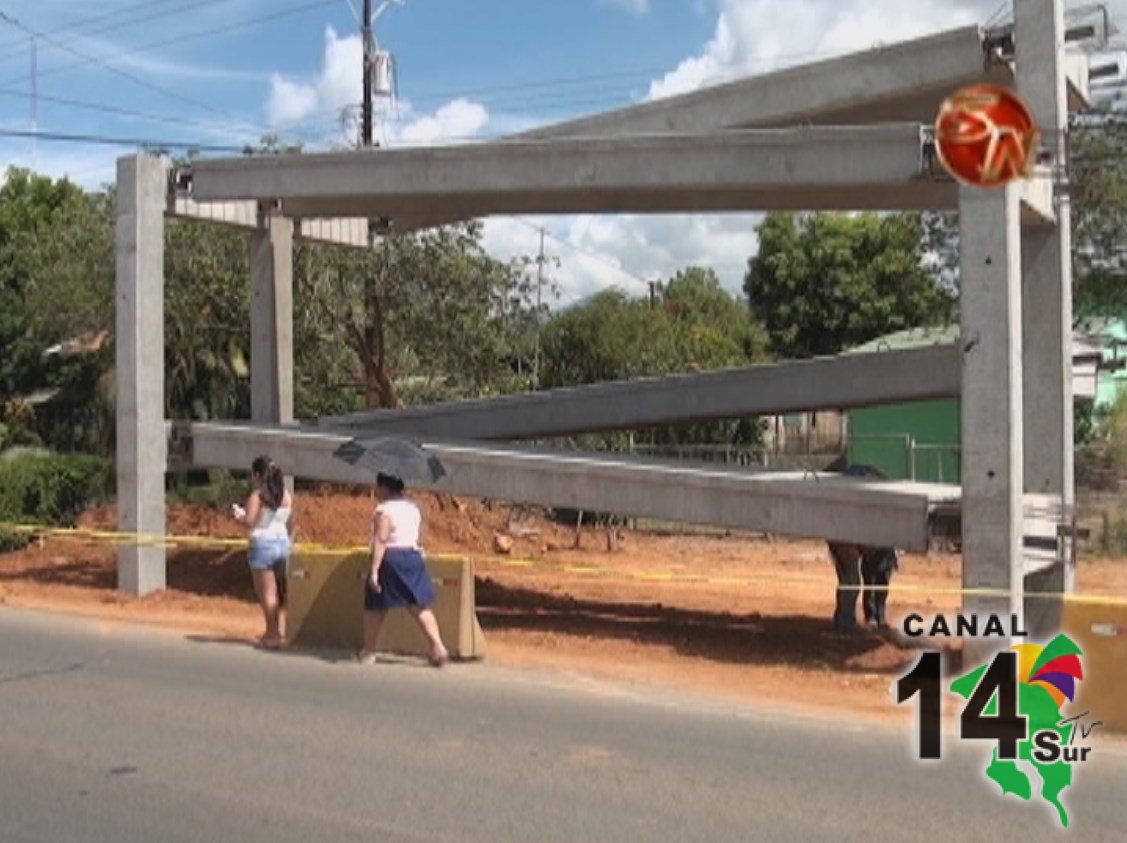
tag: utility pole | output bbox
[29,36,37,167]
[361,0,374,149]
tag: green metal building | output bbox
[843,321,1125,485]
[845,327,962,484]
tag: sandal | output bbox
[356,650,379,665]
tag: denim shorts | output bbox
[248,536,291,571]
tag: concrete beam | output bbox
[167,196,369,249]
[959,183,1025,663]
[115,155,168,596]
[186,422,960,551]
[190,125,956,217]
[250,204,295,426]
[317,345,962,441]
[1017,0,1075,637]
[522,26,1006,141]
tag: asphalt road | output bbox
[1,608,1124,843]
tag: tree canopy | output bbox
[744,212,954,359]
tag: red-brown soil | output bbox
[2,488,1125,724]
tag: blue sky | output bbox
[0,0,1123,302]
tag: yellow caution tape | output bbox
[4,520,1127,608]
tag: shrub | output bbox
[0,452,113,550]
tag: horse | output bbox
[824,457,899,631]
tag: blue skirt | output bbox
[365,547,436,611]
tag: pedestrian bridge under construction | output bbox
[116,1,1089,658]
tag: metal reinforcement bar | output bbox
[317,345,962,441]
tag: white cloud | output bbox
[649,0,996,100]
[535,0,1004,304]
[396,98,489,144]
[0,139,119,190]
[482,213,760,306]
[266,27,364,127]
[267,28,492,147]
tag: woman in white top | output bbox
[231,455,293,649]
[359,472,449,667]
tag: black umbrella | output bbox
[333,437,447,484]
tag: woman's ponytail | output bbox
[252,455,286,509]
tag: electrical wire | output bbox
[0,9,261,133]
[0,0,245,65]
[0,127,247,153]
[510,217,651,290]
[0,88,261,140]
[0,0,340,99]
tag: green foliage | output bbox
[165,219,252,421]
[744,212,954,358]
[1072,115,1127,321]
[0,168,92,400]
[0,452,113,550]
[540,271,768,450]
[296,222,539,412]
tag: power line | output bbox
[0,127,246,153]
[0,9,260,133]
[510,217,650,290]
[0,0,242,64]
[0,88,261,140]
[0,1,340,105]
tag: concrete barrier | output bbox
[286,552,486,660]
[1062,600,1127,733]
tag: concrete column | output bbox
[250,203,295,426]
[959,184,1024,667]
[115,155,168,596]
[1016,0,1074,637]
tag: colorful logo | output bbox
[899,634,1099,828]
[934,84,1040,187]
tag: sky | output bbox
[0,0,1124,305]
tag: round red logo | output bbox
[935,84,1040,188]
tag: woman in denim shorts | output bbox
[232,456,293,649]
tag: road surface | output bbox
[0,608,1124,842]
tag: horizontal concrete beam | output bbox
[523,26,1007,140]
[190,125,957,216]
[318,345,962,440]
[186,422,959,550]
[167,196,369,248]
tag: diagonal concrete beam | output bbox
[186,422,958,550]
[523,26,1006,141]
[316,345,962,441]
[191,125,954,217]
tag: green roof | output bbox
[846,325,958,354]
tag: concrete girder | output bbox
[521,26,1005,141]
[190,125,957,217]
[316,345,962,441]
[518,25,1088,143]
[185,422,958,551]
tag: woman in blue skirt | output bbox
[359,473,449,667]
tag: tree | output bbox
[744,212,954,359]
[663,266,768,368]
[0,168,90,399]
[296,222,539,412]
[1071,113,1127,320]
[540,273,768,448]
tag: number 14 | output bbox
[897,651,1028,760]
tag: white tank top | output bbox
[252,503,291,540]
[377,499,421,549]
